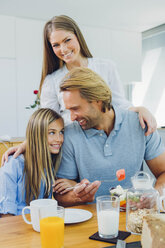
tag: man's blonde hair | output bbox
[60,67,112,112]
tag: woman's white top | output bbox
[40,57,132,125]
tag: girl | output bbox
[0,108,72,217]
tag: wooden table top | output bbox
[0,204,141,248]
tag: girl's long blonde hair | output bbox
[39,15,92,96]
[24,108,63,204]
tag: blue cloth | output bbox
[57,106,165,200]
[0,155,52,215]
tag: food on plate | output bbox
[109,185,127,208]
[141,214,165,248]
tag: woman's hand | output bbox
[129,106,157,136]
[52,179,77,195]
[1,141,26,166]
[128,194,157,210]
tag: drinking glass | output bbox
[40,206,65,248]
[96,195,120,239]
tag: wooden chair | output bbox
[0,141,10,167]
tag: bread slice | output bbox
[141,214,165,248]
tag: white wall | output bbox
[81,25,141,83]
[0,15,142,137]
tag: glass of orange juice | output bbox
[40,206,65,248]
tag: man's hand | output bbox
[128,195,157,210]
[1,141,26,166]
[73,179,101,203]
[53,178,77,194]
[54,178,101,207]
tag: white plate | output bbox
[64,209,93,224]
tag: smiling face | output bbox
[49,29,81,65]
[63,89,103,130]
[47,118,64,154]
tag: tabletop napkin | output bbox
[102,241,142,248]
[89,230,131,244]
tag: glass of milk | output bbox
[96,195,120,239]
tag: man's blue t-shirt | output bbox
[57,106,165,200]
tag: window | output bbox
[131,24,165,127]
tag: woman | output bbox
[40,15,156,133]
[0,108,72,217]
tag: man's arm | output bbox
[54,179,101,207]
[146,151,165,194]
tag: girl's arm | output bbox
[0,157,20,216]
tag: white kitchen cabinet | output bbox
[0,58,17,136]
[15,18,45,136]
[0,15,15,58]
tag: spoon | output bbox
[116,239,126,248]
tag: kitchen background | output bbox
[0,0,164,139]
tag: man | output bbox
[54,67,165,206]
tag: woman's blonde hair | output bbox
[24,108,63,204]
[60,67,112,112]
[39,15,92,95]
